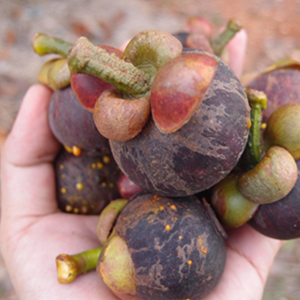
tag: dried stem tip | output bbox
[56,247,102,284]
[32,33,72,58]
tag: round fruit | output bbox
[49,86,110,156]
[249,159,300,240]
[54,148,120,214]
[97,192,226,300]
[110,50,250,197]
[247,67,300,120]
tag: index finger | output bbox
[1,84,61,219]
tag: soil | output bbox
[0,0,300,299]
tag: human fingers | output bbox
[1,84,61,220]
[204,224,283,300]
[226,28,247,78]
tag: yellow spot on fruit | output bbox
[102,182,107,188]
[179,236,182,240]
[170,205,177,211]
[72,145,82,156]
[165,224,171,231]
[64,145,72,153]
[103,155,111,164]
[65,205,72,212]
[187,260,192,265]
[59,164,64,170]
[246,118,252,129]
[76,182,84,191]
[97,162,104,169]
[61,174,66,179]
[91,163,97,169]
[201,246,207,254]
[159,205,165,210]
[61,187,67,194]
[261,122,267,129]
[73,208,79,214]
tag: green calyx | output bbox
[97,231,136,297]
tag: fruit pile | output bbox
[32,18,300,300]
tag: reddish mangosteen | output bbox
[66,30,250,197]
[110,50,250,196]
[49,86,111,156]
[117,172,144,200]
[70,45,123,112]
[54,148,120,215]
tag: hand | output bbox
[0,85,120,300]
[1,30,282,300]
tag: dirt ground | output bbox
[1,0,300,299]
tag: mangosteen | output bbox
[54,148,120,214]
[110,50,250,197]
[97,192,226,300]
[249,159,300,240]
[49,86,111,156]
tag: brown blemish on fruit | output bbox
[59,164,64,170]
[102,182,107,188]
[80,206,89,214]
[91,163,97,169]
[61,174,66,179]
[73,208,79,214]
[197,236,203,248]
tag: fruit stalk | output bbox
[67,37,152,98]
[243,89,267,170]
[210,19,242,56]
[32,33,73,58]
[56,247,102,284]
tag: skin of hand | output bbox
[0,30,283,300]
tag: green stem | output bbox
[243,89,267,170]
[210,19,242,56]
[56,247,102,284]
[67,37,152,98]
[32,33,73,58]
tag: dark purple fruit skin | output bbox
[114,192,226,300]
[49,86,110,156]
[54,148,120,214]
[249,159,300,240]
[247,69,300,121]
[110,50,250,197]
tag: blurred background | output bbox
[0,0,300,299]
